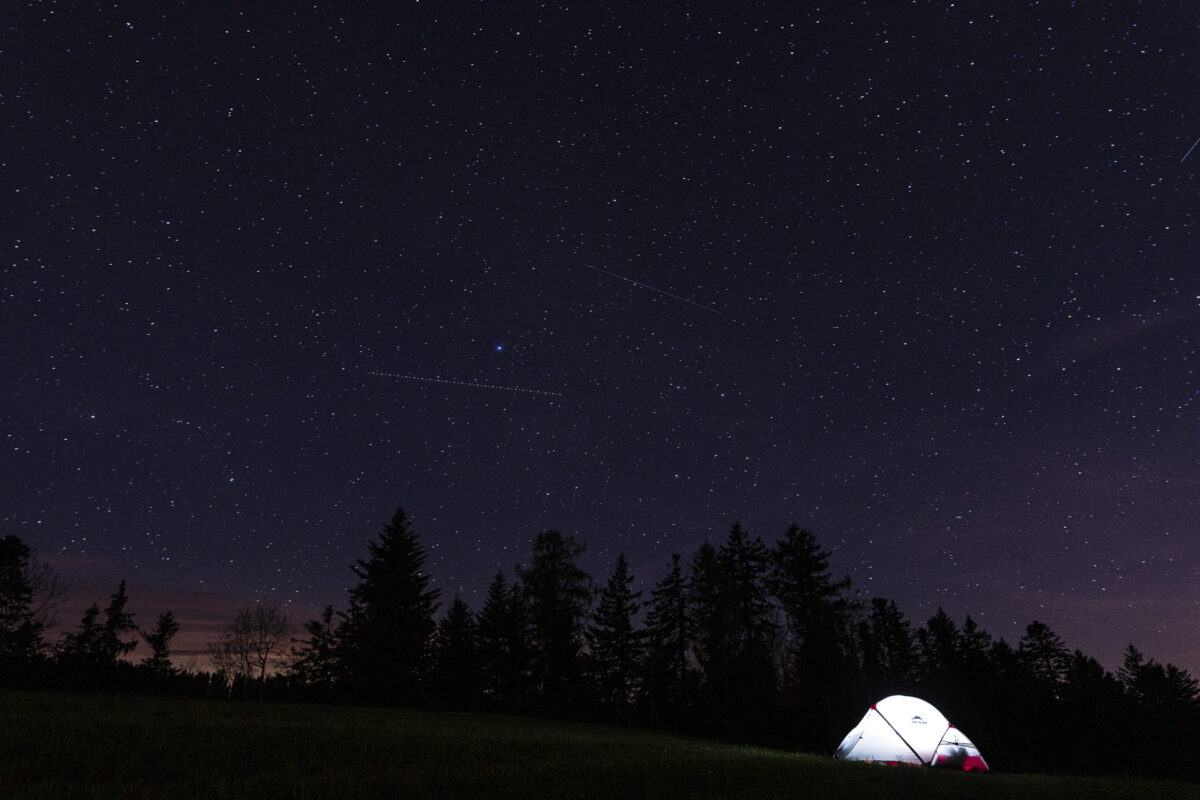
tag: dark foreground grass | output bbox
[2,691,1196,800]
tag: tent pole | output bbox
[874,708,928,765]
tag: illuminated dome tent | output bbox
[834,695,989,771]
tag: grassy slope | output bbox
[1,691,1196,800]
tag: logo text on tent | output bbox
[910,716,927,725]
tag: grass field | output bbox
[1,691,1197,799]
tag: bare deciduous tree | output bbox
[208,599,291,698]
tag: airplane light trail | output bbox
[367,371,564,397]
[582,263,724,315]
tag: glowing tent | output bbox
[834,695,989,771]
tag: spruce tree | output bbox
[476,571,530,712]
[59,580,138,689]
[768,525,854,674]
[959,615,993,671]
[289,605,342,696]
[917,607,962,680]
[720,525,774,644]
[768,524,855,746]
[586,554,644,717]
[687,540,729,712]
[858,597,916,685]
[1018,619,1069,688]
[59,603,103,689]
[1120,644,1200,711]
[1063,650,1120,702]
[140,611,180,676]
[719,524,777,727]
[687,525,778,733]
[643,553,695,726]
[101,580,138,664]
[339,507,440,705]
[433,596,480,710]
[517,530,592,714]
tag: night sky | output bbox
[5,2,1199,672]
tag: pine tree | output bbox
[1118,643,1147,693]
[476,571,530,712]
[1059,649,1126,773]
[289,605,342,696]
[140,611,180,676]
[690,525,777,732]
[59,603,103,689]
[517,530,592,714]
[954,614,996,707]
[1115,644,1200,779]
[720,524,774,651]
[1063,649,1120,703]
[1120,644,1200,710]
[643,553,696,726]
[959,615,993,669]
[917,608,962,679]
[101,580,138,664]
[433,596,480,710]
[1018,620,1069,688]
[0,536,62,683]
[768,524,855,747]
[687,540,729,709]
[586,554,644,717]
[858,598,916,685]
[58,581,138,689]
[1160,664,1200,710]
[718,524,776,709]
[339,507,440,705]
[769,525,854,690]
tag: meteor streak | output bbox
[1130,473,1200,485]
[1180,135,1200,164]
[582,263,723,315]
[367,371,563,397]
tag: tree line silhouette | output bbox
[2,509,1197,781]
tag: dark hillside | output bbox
[2,692,1196,800]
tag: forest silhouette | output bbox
[2,509,1197,781]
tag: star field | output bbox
[4,2,1198,669]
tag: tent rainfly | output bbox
[834,695,989,771]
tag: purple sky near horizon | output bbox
[4,2,1199,673]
